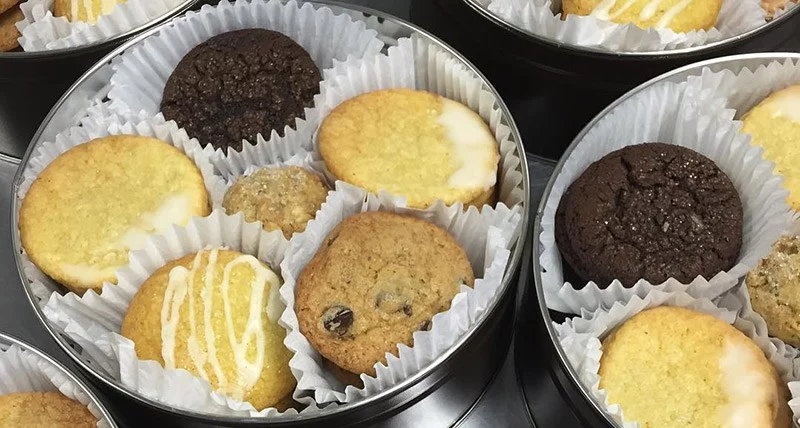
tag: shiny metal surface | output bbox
[9,1,531,426]
[531,52,800,427]
[461,0,800,57]
[0,328,118,427]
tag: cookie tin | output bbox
[520,52,800,427]
[426,0,799,160]
[9,1,531,427]
[0,0,198,161]
[0,332,118,428]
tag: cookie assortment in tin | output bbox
[533,54,800,427]
[11,0,528,420]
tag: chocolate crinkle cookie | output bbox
[161,29,322,152]
[555,142,743,288]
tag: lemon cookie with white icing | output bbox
[53,0,126,23]
[20,135,210,295]
[562,0,722,33]
[599,306,790,428]
[318,89,500,209]
[121,249,295,411]
[742,85,800,210]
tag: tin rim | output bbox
[531,52,800,427]
[0,0,197,59]
[461,0,800,59]
[0,332,119,427]
[9,0,531,424]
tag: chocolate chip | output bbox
[418,320,431,331]
[322,305,353,337]
[402,304,413,317]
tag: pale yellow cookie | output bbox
[742,85,800,210]
[0,392,97,428]
[562,0,723,33]
[319,89,499,209]
[599,306,790,428]
[53,0,126,24]
[20,135,210,295]
[122,249,295,410]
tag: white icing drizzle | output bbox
[589,0,695,28]
[159,249,281,399]
[766,86,800,122]
[70,0,120,22]
[719,339,779,428]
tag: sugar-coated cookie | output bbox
[20,135,210,295]
[295,211,474,377]
[0,392,97,428]
[122,249,295,410]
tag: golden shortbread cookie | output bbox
[742,85,800,210]
[0,5,23,52]
[295,211,474,376]
[0,392,97,428]
[222,166,329,239]
[318,89,499,209]
[562,0,722,33]
[53,0,126,23]
[599,306,790,428]
[20,135,210,295]
[746,236,800,348]
[122,249,295,410]
[0,0,19,15]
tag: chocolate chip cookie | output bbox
[161,29,321,152]
[555,143,743,288]
[295,211,474,377]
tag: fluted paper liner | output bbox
[17,0,185,51]
[106,0,384,158]
[482,0,766,52]
[279,182,522,405]
[539,75,793,314]
[555,290,797,427]
[39,210,299,417]
[0,340,113,428]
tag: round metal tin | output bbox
[9,1,532,426]
[526,52,800,427]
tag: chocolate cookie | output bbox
[161,29,321,152]
[555,143,743,288]
[295,211,474,377]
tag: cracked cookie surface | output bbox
[555,143,742,288]
[161,29,321,152]
[295,211,474,377]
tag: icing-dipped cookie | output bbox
[121,249,295,410]
[742,85,800,210]
[19,135,210,295]
[562,0,723,33]
[318,89,500,209]
[600,306,790,428]
[53,0,127,23]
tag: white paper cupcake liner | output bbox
[209,149,332,215]
[106,0,385,156]
[39,210,302,417]
[17,0,185,51]
[482,0,766,52]
[539,77,793,314]
[279,182,523,405]
[555,290,798,427]
[0,340,113,428]
[305,34,526,210]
